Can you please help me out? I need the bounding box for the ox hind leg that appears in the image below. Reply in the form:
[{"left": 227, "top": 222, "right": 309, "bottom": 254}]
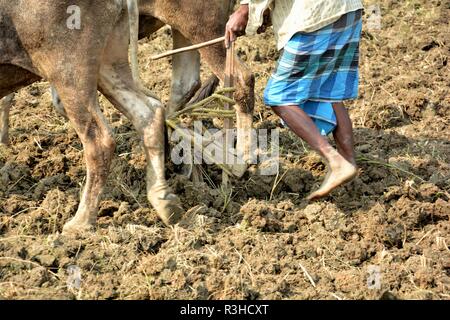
[
  {"left": 54, "top": 82, "right": 116, "bottom": 234},
  {"left": 0, "top": 65, "right": 39, "bottom": 145},
  {"left": 166, "top": 30, "right": 201, "bottom": 116},
  {"left": 99, "top": 65, "right": 184, "bottom": 225},
  {"left": 0, "top": 94, "right": 14, "bottom": 145},
  {"left": 98, "top": 25, "right": 184, "bottom": 226}
]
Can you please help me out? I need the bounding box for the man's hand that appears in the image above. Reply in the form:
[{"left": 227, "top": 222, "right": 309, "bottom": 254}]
[{"left": 225, "top": 4, "right": 249, "bottom": 48}]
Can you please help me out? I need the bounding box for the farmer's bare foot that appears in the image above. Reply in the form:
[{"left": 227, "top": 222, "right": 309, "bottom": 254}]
[{"left": 307, "top": 149, "right": 357, "bottom": 201}]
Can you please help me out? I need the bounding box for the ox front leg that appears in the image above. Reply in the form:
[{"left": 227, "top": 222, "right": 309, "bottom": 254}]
[
  {"left": 166, "top": 30, "right": 201, "bottom": 116},
  {"left": 56, "top": 90, "right": 116, "bottom": 234},
  {"left": 0, "top": 94, "right": 14, "bottom": 145},
  {"left": 99, "top": 65, "right": 184, "bottom": 226}
]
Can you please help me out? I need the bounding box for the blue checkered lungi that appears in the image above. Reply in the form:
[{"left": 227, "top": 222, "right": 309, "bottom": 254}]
[{"left": 265, "top": 9, "right": 363, "bottom": 136}]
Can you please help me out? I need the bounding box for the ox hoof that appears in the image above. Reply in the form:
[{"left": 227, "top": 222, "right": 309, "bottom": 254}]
[
  {"left": 62, "top": 219, "right": 95, "bottom": 235},
  {"left": 148, "top": 187, "right": 184, "bottom": 226}
]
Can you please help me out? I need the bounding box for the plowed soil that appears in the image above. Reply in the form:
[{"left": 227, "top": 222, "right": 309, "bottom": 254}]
[{"left": 0, "top": 0, "right": 449, "bottom": 300}]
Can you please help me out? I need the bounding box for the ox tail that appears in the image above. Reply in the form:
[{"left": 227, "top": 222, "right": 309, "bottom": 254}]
[{"left": 186, "top": 75, "right": 220, "bottom": 106}]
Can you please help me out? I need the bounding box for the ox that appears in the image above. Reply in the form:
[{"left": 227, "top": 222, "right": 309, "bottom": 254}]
[{"left": 0, "top": 0, "right": 183, "bottom": 233}]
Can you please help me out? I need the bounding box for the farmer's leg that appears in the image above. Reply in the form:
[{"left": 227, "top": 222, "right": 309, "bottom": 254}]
[
  {"left": 332, "top": 102, "right": 356, "bottom": 165},
  {"left": 272, "top": 105, "right": 357, "bottom": 200}
]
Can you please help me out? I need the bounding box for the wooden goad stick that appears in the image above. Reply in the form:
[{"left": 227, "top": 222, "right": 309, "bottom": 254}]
[{"left": 151, "top": 36, "right": 226, "bottom": 60}]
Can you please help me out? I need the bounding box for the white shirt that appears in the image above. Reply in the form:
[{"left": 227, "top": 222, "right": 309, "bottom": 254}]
[{"left": 240, "top": 0, "right": 364, "bottom": 50}]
